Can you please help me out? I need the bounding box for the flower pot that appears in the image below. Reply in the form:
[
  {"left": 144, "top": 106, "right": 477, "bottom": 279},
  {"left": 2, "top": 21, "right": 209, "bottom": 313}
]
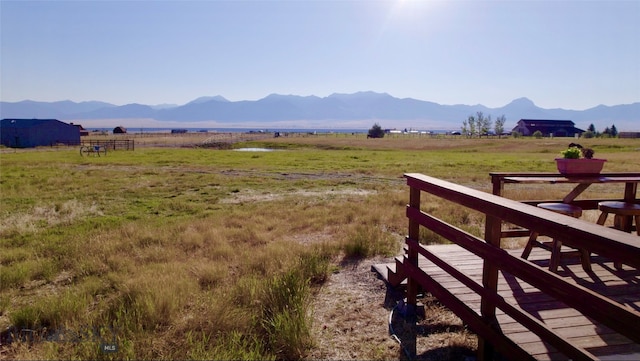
[{"left": 555, "top": 158, "right": 606, "bottom": 175}]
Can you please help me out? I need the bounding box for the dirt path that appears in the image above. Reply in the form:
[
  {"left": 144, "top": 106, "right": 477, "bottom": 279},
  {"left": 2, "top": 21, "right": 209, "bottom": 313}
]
[
  {"left": 307, "top": 257, "right": 402, "bottom": 360},
  {"left": 307, "top": 256, "right": 477, "bottom": 360}
]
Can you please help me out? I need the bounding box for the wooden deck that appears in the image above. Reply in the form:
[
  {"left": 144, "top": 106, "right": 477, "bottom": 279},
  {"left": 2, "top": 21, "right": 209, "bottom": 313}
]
[{"left": 373, "top": 244, "right": 640, "bottom": 360}]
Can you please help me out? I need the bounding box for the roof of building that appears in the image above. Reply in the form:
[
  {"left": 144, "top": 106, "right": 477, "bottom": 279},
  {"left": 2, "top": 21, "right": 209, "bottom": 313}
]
[
  {"left": 512, "top": 118, "right": 584, "bottom": 134},
  {"left": 518, "top": 119, "right": 575, "bottom": 126},
  {"left": 1, "top": 118, "right": 65, "bottom": 128}
]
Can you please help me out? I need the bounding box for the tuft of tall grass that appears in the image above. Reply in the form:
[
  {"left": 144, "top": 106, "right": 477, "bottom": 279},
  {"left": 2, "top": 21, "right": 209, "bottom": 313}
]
[
  {"left": 190, "top": 247, "right": 331, "bottom": 360},
  {"left": 0, "top": 248, "right": 31, "bottom": 265},
  {"left": 257, "top": 268, "right": 312, "bottom": 360},
  {"left": 10, "top": 290, "right": 88, "bottom": 330},
  {"left": 298, "top": 244, "right": 333, "bottom": 285},
  {"left": 193, "top": 262, "right": 228, "bottom": 290},
  {"left": 207, "top": 331, "right": 273, "bottom": 361},
  {"left": 103, "top": 267, "right": 198, "bottom": 333},
  {"left": 342, "top": 224, "right": 401, "bottom": 258},
  {"left": 0, "top": 258, "right": 56, "bottom": 291},
  {"left": 0, "top": 263, "right": 30, "bottom": 290}
]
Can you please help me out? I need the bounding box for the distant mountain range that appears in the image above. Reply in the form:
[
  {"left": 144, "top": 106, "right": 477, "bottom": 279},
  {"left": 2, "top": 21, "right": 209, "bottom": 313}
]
[{"left": 1, "top": 92, "right": 638, "bottom": 131}]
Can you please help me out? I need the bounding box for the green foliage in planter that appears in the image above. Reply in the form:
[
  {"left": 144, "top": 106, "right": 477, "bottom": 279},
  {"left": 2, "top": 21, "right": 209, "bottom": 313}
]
[
  {"left": 560, "top": 147, "right": 582, "bottom": 159},
  {"left": 560, "top": 144, "right": 595, "bottom": 159}
]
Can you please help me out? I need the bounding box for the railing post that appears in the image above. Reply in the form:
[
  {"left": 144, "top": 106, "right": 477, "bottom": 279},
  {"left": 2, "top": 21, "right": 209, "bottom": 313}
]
[
  {"left": 624, "top": 181, "right": 637, "bottom": 202},
  {"left": 406, "top": 185, "right": 421, "bottom": 310},
  {"left": 478, "top": 213, "right": 503, "bottom": 361},
  {"left": 491, "top": 173, "right": 504, "bottom": 196}
]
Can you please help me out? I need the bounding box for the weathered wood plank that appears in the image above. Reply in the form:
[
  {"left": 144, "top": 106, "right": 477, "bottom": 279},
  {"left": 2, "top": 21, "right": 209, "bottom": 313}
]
[{"left": 372, "top": 243, "right": 640, "bottom": 360}]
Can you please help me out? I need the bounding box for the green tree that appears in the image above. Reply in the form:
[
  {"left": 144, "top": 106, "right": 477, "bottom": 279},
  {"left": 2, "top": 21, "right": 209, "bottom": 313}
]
[
  {"left": 367, "top": 123, "right": 385, "bottom": 138},
  {"left": 467, "top": 115, "right": 476, "bottom": 137},
  {"left": 533, "top": 130, "right": 543, "bottom": 139},
  {"left": 463, "top": 112, "right": 499, "bottom": 137},
  {"left": 476, "top": 112, "right": 492, "bottom": 137},
  {"left": 611, "top": 124, "right": 618, "bottom": 137},
  {"left": 494, "top": 115, "right": 506, "bottom": 138},
  {"left": 588, "top": 123, "right": 596, "bottom": 133}
]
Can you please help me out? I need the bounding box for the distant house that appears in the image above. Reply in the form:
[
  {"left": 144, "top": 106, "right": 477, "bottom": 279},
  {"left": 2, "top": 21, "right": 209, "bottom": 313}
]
[
  {"left": 512, "top": 119, "right": 584, "bottom": 137},
  {"left": 113, "top": 126, "right": 127, "bottom": 134},
  {"left": 619, "top": 132, "right": 640, "bottom": 139},
  {"left": 71, "top": 123, "right": 89, "bottom": 136},
  {"left": 0, "top": 119, "right": 80, "bottom": 148}
]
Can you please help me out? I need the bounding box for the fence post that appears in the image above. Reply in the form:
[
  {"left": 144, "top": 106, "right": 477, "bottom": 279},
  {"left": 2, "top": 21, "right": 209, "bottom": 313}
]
[{"left": 406, "top": 186, "right": 421, "bottom": 311}]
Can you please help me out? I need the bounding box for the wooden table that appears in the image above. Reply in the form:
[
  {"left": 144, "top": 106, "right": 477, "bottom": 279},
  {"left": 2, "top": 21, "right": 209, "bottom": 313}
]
[
  {"left": 490, "top": 172, "right": 640, "bottom": 239},
  {"left": 491, "top": 172, "right": 640, "bottom": 206}
]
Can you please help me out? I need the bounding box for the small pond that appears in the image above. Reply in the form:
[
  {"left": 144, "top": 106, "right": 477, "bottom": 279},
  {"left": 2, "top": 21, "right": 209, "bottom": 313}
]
[{"left": 233, "top": 148, "right": 276, "bottom": 152}]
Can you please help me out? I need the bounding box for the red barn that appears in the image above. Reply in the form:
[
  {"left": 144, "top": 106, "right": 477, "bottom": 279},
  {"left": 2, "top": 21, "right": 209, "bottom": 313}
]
[{"left": 512, "top": 119, "right": 584, "bottom": 137}]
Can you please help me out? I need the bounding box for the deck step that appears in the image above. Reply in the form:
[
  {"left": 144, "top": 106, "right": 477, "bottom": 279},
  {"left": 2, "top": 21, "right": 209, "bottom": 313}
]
[
  {"left": 371, "top": 256, "right": 408, "bottom": 287},
  {"left": 387, "top": 256, "right": 407, "bottom": 287}
]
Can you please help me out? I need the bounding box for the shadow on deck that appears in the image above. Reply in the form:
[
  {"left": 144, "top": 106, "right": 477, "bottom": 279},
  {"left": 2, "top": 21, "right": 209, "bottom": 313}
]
[{"left": 373, "top": 243, "right": 640, "bottom": 360}]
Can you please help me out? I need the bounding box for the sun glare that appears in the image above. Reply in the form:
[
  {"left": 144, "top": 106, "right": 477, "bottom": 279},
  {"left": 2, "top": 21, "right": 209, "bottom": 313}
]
[
  {"left": 388, "top": 0, "right": 447, "bottom": 25},
  {"left": 377, "top": 0, "right": 448, "bottom": 38}
]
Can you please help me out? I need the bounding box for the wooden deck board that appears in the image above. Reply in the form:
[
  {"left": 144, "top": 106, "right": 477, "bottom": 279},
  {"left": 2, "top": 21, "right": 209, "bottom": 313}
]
[{"left": 373, "top": 243, "right": 640, "bottom": 360}]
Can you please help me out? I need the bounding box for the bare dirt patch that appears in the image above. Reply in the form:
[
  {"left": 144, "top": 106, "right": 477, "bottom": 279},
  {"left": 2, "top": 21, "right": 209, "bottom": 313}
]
[
  {"left": 0, "top": 200, "right": 103, "bottom": 236},
  {"left": 306, "top": 257, "right": 400, "bottom": 360},
  {"left": 220, "top": 188, "right": 375, "bottom": 204},
  {"left": 307, "top": 256, "right": 477, "bottom": 360}
]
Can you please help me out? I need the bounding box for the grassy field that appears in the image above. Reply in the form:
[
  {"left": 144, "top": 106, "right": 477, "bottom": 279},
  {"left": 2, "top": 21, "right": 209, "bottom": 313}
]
[{"left": 0, "top": 135, "right": 638, "bottom": 360}]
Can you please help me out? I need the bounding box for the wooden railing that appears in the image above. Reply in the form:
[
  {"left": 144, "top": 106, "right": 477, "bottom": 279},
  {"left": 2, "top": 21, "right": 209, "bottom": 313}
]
[{"left": 403, "top": 173, "right": 640, "bottom": 361}]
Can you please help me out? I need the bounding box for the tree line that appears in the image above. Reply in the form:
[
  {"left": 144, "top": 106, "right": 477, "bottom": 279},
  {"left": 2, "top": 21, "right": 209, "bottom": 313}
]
[
  {"left": 367, "top": 116, "right": 619, "bottom": 140},
  {"left": 461, "top": 112, "right": 507, "bottom": 137},
  {"left": 461, "top": 113, "right": 620, "bottom": 139},
  {"left": 583, "top": 123, "right": 618, "bottom": 138}
]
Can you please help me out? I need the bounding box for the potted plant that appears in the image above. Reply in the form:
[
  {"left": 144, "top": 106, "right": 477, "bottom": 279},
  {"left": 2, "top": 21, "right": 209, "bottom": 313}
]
[{"left": 555, "top": 143, "right": 606, "bottom": 175}]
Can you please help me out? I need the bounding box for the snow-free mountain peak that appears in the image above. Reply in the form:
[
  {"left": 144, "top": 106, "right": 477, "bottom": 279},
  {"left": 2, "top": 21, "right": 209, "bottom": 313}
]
[
  {"left": 506, "top": 97, "right": 536, "bottom": 107},
  {"left": 187, "top": 96, "right": 229, "bottom": 104},
  {"left": 0, "top": 92, "right": 637, "bottom": 130}
]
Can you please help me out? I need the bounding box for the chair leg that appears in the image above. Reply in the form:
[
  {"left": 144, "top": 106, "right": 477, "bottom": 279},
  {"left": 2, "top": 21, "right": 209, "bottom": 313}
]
[
  {"left": 549, "top": 239, "right": 562, "bottom": 272},
  {"left": 616, "top": 215, "right": 640, "bottom": 270},
  {"left": 579, "top": 248, "right": 592, "bottom": 272},
  {"left": 617, "top": 215, "right": 632, "bottom": 233},
  {"left": 522, "top": 231, "right": 538, "bottom": 260},
  {"left": 597, "top": 211, "right": 608, "bottom": 226}
]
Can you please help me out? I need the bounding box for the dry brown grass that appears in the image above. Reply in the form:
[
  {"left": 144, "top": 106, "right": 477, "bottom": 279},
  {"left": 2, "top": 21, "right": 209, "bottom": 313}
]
[
  {"left": 83, "top": 131, "right": 273, "bottom": 148},
  {"left": 1, "top": 134, "right": 638, "bottom": 360}
]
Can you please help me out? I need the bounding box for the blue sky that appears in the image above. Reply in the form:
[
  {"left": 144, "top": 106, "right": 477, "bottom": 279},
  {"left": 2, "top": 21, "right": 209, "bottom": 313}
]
[{"left": 1, "top": 0, "right": 639, "bottom": 110}]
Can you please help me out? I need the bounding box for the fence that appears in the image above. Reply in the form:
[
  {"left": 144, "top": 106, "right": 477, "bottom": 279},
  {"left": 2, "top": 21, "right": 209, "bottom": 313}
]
[{"left": 81, "top": 139, "right": 134, "bottom": 151}]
